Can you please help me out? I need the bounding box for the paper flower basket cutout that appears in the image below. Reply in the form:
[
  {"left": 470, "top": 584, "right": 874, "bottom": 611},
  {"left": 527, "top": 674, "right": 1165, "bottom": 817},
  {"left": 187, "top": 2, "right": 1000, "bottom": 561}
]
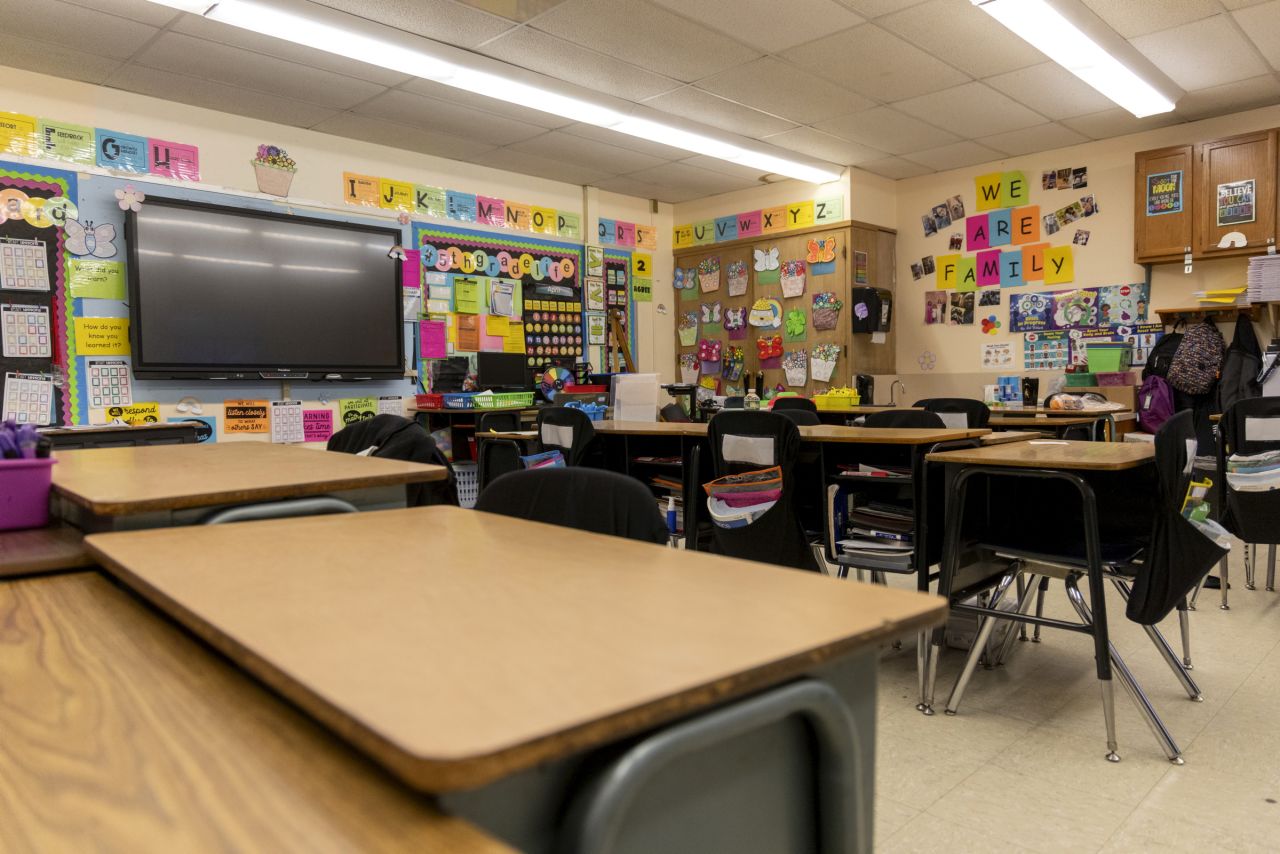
[
  {"left": 679, "top": 352, "right": 699, "bottom": 384},
  {"left": 723, "top": 345, "right": 745, "bottom": 382},
  {"left": 697, "top": 257, "right": 721, "bottom": 293},
  {"left": 812, "top": 292, "right": 843, "bottom": 331},
  {"left": 811, "top": 343, "right": 840, "bottom": 383},
  {"left": 727, "top": 260, "right": 749, "bottom": 296},
  {"left": 114, "top": 185, "right": 145, "bottom": 212},
  {"left": 782, "top": 349, "right": 808, "bottom": 387},
  {"left": 780, "top": 259, "right": 806, "bottom": 298}
]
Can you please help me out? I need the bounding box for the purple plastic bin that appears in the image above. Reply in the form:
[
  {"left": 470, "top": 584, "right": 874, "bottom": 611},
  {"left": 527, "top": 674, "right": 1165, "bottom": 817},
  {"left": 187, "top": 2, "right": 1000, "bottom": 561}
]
[{"left": 0, "top": 457, "right": 56, "bottom": 531}]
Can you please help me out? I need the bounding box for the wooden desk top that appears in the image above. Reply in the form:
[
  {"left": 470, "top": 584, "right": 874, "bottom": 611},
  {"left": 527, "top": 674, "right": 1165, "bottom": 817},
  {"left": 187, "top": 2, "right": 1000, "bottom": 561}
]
[
  {"left": 988, "top": 414, "right": 1103, "bottom": 427},
  {"left": 927, "top": 440, "right": 1155, "bottom": 471},
  {"left": 0, "top": 573, "right": 511, "bottom": 853},
  {"left": 87, "top": 506, "right": 945, "bottom": 793},
  {"left": 594, "top": 420, "right": 988, "bottom": 445},
  {"left": 980, "top": 430, "right": 1046, "bottom": 445},
  {"left": 52, "top": 443, "right": 447, "bottom": 516},
  {"left": 408, "top": 406, "right": 536, "bottom": 415},
  {"left": 0, "top": 524, "right": 91, "bottom": 578},
  {"left": 990, "top": 407, "right": 1129, "bottom": 418}
]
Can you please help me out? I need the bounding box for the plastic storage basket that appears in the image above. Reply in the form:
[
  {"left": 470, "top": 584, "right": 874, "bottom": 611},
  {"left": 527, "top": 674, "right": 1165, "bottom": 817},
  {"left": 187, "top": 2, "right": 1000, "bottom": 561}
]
[
  {"left": 474, "top": 391, "right": 535, "bottom": 409},
  {"left": 0, "top": 457, "right": 55, "bottom": 532},
  {"left": 814, "top": 393, "right": 860, "bottom": 411},
  {"left": 1086, "top": 343, "right": 1133, "bottom": 373},
  {"left": 415, "top": 393, "right": 444, "bottom": 409},
  {"left": 442, "top": 392, "right": 477, "bottom": 410},
  {"left": 454, "top": 461, "right": 478, "bottom": 508}
]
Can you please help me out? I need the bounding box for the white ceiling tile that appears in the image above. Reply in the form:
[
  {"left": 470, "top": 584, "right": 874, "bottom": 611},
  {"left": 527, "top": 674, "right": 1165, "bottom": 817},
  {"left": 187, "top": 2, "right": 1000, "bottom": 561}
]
[
  {"left": 133, "top": 32, "right": 388, "bottom": 110},
  {"left": 472, "top": 147, "right": 614, "bottom": 185},
  {"left": 678, "top": 154, "right": 770, "bottom": 180},
  {"left": 171, "top": 15, "right": 412, "bottom": 87},
  {"left": 508, "top": 130, "right": 670, "bottom": 173},
  {"left": 397, "top": 78, "right": 572, "bottom": 128},
  {"left": 649, "top": 0, "right": 863, "bottom": 52},
  {"left": 1082, "top": 0, "right": 1222, "bottom": 38},
  {"left": 758, "top": 127, "right": 886, "bottom": 165},
  {"left": 1174, "top": 74, "right": 1280, "bottom": 121},
  {"left": 814, "top": 106, "right": 960, "bottom": 154},
  {"left": 593, "top": 174, "right": 699, "bottom": 203},
  {"left": 856, "top": 156, "right": 934, "bottom": 179},
  {"left": 308, "top": 0, "right": 516, "bottom": 47},
  {"left": 105, "top": 65, "right": 342, "bottom": 128},
  {"left": 905, "top": 140, "right": 1004, "bottom": 171},
  {"left": 0, "top": 0, "right": 159, "bottom": 60},
  {"left": 311, "top": 112, "right": 493, "bottom": 160},
  {"left": 1132, "top": 14, "right": 1271, "bottom": 90},
  {"left": 975, "top": 123, "right": 1090, "bottom": 157},
  {"left": 781, "top": 23, "right": 970, "bottom": 102},
  {"left": 0, "top": 35, "right": 122, "bottom": 85},
  {"left": 642, "top": 87, "right": 799, "bottom": 139},
  {"left": 693, "top": 57, "right": 875, "bottom": 125},
  {"left": 531, "top": 0, "right": 760, "bottom": 82},
  {"left": 832, "top": 0, "right": 930, "bottom": 17},
  {"left": 877, "top": 0, "right": 1046, "bottom": 78},
  {"left": 1060, "top": 107, "right": 1185, "bottom": 139},
  {"left": 891, "top": 81, "right": 1047, "bottom": 139},
  {"left": 1233, "top": 1, "right": 1280, "bottom": 69},
  {"left": 984, "top": 61, "right": 1118, "bottom": 120},
  {"left": 624, "top": 161, "right": 761, "bottom": 197},
  {"left": 350, "top": 89, "right": 545, "bottom": 145},
  {"left": 62, "top": 0, "right": 180, "bottom": 26},
  {"left": 558, "top": 123, "right": 694, "bottom": 159},
  {"left": 478, "top": 26, "right": 681, "bottom": 102},
  {"left": 453, "top": 0, "right": 571, "bottom": 22}
]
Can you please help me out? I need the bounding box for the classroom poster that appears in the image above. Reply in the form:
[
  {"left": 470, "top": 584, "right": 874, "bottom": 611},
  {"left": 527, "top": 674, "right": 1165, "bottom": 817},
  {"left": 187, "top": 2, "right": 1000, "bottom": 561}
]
[
  {"left": 1146, "top": 170, "right": 1182, "bottom": 216},
  {"left": 1096, "top": 283, "right": 1149, "bottom": 326},
  {"left": 302, "top": 409, "right": 333, "bottom": 442},
  {"left": 112, "top": 401, "right": 159, "bottom": 425},
  {"left": 168, "top": 415, "right": 216, "bottom": 442},
  {"left": 1022, "top": 330, "right": 1069, "bottom": 371},
  {"left": 224, "top": 399, "right": 269, "bottom": 433},
  {"left": 1217, "top": 179, "right": 1255, "bottom": 226},
  {"left": 339, "top": 396, "right": 376, "bottom": 424},
  {"left": 1008, "top": 291, "right": 1053, "bottom": 332}
]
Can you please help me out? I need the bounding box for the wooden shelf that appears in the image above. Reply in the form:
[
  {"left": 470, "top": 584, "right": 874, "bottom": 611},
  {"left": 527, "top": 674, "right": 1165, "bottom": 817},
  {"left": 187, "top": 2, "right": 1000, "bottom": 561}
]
[{"left": 1155, "top": 304, "right": 1261, "bottom": 324}]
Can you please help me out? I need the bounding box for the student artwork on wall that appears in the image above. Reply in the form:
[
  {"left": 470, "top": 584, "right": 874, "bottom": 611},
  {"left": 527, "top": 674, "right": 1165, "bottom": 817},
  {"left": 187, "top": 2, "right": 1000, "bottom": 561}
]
[{"left": 806, "top": 236, "right": 836, "bottom": 275}]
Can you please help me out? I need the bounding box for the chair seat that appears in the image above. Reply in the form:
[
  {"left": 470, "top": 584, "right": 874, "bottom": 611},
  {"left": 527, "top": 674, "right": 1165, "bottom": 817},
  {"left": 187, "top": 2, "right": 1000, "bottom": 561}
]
[{"left": 979, "top": 539, "right": 1145, "bottom": 571}]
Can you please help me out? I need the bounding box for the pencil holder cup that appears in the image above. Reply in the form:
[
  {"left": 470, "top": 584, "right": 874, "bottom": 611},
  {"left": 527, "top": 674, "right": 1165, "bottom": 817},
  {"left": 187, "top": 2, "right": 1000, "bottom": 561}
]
[{"left": 0, "top": 457, "right": 55, "bottom": 531}]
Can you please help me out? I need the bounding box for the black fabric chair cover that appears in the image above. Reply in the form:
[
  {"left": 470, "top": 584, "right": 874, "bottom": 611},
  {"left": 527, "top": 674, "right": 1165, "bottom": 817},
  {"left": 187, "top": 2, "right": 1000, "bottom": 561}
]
[
  {"left": 914, "top": 397, "right": 991, "bottom": 428},
  {"left": 722, "top": 396, "right": 745, "bottom": 409},
  {"left": 475, "top": 467, "right": 667, "bottom": 544},
  {"left": 863, "top": 409, "right": 946, "bottom": 429},
  {"left": 535, "top": 406, "right": 597, "bottom": 466},
  {"left": 777, "top": 408, "right": 821, "bottom": 426},
  {"left": 478, "top": 438, "right": 522, "bottom": 493},
  {"left": 660, "top": 403, "right": 692, "bottom": 422},
  {"left": 772, "top": 397, "right": 817, "bottom": 413},
  {"left": 327, "top": 414, "right": 457, "bottom": 506},
  {"left": 706, "top": 411, "right": 815, "bottom": 571},
  {"left": 1127, "top": 411, "right": 1229, "bottom": 624},
  {"left": 477, "top": 412, "right": 521, "bottom": 433},
  {"left": 1217, "top": 396, "right": 1280, "bottom": 542}
]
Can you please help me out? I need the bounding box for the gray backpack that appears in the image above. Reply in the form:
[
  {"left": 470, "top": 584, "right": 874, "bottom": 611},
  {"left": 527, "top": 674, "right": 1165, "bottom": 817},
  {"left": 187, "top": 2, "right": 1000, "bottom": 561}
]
[{"left": 1167, "top": 320, "right": 1225, "bottom": 395}]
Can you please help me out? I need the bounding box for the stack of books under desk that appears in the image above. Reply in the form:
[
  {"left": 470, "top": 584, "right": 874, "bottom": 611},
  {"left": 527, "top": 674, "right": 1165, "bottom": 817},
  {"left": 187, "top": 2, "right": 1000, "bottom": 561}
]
[{"left": 828, "top": 475, "right": 915, "bottom": 574}]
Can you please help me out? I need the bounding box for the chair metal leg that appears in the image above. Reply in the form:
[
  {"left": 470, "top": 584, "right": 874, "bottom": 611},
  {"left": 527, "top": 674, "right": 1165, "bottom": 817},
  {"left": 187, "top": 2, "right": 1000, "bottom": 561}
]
[
  {"left": 1188, "top": 582, "right": 1200, "bottom": 611},
  {"left": 944, "top": 569, "right": 1018, "bottom": 715},
  {"left": 1268, "top": 544, "right": 1276, "bottom": 592},
  {"left": 1064, "top": 578, "right": 1120, "bottom": 761},
  {"left": 1032, "top": 576, "right": 1049, "bottom": 643},
  {"left": 916, "top": 631, "right": 928, "bottom": 711},
  {"left": 1220, "top": 555, "right": 1230, "bottom": 610},
  {"left": 993, "top": 572, "right": 1040, "bottom": 667},
  {"left": 1245, "top": 543, "right": 1256, "bottom": 590},
  {"left": 1016, "top": 574, "right": 1028, "bottom": 642},
  {"left": 1110, "top": 580, "right": 1202, "bottom": 701},
  {"left": 1179, "top": 606, "right": 1192, "bottom": 670}
]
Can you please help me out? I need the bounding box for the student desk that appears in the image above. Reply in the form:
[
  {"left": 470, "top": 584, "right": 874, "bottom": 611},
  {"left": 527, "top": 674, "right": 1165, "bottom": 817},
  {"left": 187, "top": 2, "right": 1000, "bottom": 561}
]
[
  {"left": 980, "top": 430, "right": 1046, "bottom": 445},
  {"left": 39, "top": 421, "right": 199, "bottom": 449},
  {"left": 0, "top": 523, "right": 91, "bottom": 578},
  {"left": 0, "top": 572, "right": 513, "bottom": 854},
  {"left": 988, "top": 412, "right": 1114, "bottom": 439},
  {"left": 918, "top": 440, "right": 1157, "bottom": 715},
  {"left": 409, "top": 404, "right": 539, "bottom": 462},
  {"left": 51, "top": 443, "right": 447, "bottom": 532},
  {"left": 85, "top": 506, "right": 944, "bottom": 854}
]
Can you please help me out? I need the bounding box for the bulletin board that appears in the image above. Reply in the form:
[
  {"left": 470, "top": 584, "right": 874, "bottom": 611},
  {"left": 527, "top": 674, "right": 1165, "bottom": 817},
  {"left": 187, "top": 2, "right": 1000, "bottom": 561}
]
[{"left": 601, "top": 248, "right": 637, "bottom": 366}]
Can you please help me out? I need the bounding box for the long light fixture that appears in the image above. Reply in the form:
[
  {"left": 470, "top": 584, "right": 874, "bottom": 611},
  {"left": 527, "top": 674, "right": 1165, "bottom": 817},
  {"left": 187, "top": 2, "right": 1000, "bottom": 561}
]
[
  {"left": 144, "top": 0, "right": 843, "bottom": 184},
  {"left": 971, "top": 0, "right": 1181, "bottom": 118}
]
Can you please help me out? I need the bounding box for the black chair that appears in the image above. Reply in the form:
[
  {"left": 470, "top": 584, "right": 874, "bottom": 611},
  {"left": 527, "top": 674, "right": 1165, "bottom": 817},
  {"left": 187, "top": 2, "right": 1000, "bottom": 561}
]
[
  {"left": 706, "top": 411, "right": 816, "bottom": 571},
  {"left": 327, "top": 414, "right": 457, "bottom": 506},
  {"left": 936, "top": 411, "right": 1224, "bottom": 763},
  {"left": 776, "top": 408, "right": 821, "bottom": 426},
  {"left": 477, "top": 436, "right": 523, "bottom": 493},
  {"left": 475, "top": 467, "right": 667, "bottom": 544},
  {"left": 477, "top": 411, "right": 522, "bottom": 433},
  {"left": 660, "top": 402, "right": 692, "bottom": 422},
  {"left": 771, "top": 397, "right": 817, "bottom": 413},
  {"left": 863, "top": 409, "right": 945, "bottom": 429},
  {"left": 536, "top": 406, "right": 598, "bottom": 466},
  {"left": 914, "top": 398, "right": 990, "bottom": 429},
  {"left": 1217, "top": 396, "right": 1280, "bottom": 591}
]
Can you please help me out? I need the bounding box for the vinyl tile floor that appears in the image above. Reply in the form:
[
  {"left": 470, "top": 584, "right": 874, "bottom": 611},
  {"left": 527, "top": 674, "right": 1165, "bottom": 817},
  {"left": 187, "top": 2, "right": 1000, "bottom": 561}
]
[{"left": 864, "top": 543, "right": 1280, "bottom": 853}]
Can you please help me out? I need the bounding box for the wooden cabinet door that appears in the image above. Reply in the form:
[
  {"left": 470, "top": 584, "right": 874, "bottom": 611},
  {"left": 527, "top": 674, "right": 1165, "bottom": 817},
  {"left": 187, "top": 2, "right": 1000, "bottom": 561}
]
[
  {"left": 1134, "top": 145, "right": 1192, "bottom": 263},
  {"left": 1195, "top": 130, "right": 1277, "bottom": 256},
  {"left": 849, "top": 229, "right": 896, "bottom": 376}
]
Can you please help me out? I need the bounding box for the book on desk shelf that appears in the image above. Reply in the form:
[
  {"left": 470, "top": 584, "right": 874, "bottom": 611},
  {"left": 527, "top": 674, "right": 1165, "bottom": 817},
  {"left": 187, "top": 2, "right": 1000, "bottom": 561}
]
[
  {"left": 827, "top": 485, "right": 915, "bottom": 569},
  {"left": 650, "top": 475, "right": 684, "bottom": 493},
  {"left": 836, "top": 462, "right": 910, "bottom": 479}
]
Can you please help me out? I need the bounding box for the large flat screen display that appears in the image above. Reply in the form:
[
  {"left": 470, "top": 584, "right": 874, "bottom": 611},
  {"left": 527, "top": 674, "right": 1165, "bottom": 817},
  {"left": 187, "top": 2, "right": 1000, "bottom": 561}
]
[{"left": 126, "top": 197, "right": 403, "bottom": 379}]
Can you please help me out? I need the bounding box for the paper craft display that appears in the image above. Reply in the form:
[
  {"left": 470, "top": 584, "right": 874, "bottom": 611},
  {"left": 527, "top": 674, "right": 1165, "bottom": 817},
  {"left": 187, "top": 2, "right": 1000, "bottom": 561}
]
[
  {"left": 697, "top": 257, "right": 721, "bottom": 292},
  {"left": 724, "top": 306, "right": 747, "bottom": 340},
  {"left": 982, "top": 342, "right": 1013, "bottom": 368},
  {"left": 2, "top": 372, "right": 53, "bottom": 425},
  {"left": 719, "top": 346, "right": 741, "bottom": 382},
  {"left": 224, "top": 399, "right": 270, "bottom": 433},
  {"left": 806, "top": 237, "right": 836, "bottom": 276},
  {"left": 303, "top": 409, "right": 333, "bottom": 442},
  {"left": 673, "top": 266, "right": 696, "bottom": 292},
  {"left": 782, "top": 350, "right": 808, "bottom": 387},
  {"left": 924, "top": 291, "right": 947, "bottom": 325},
  {"left": 780, "top": 260, "right": 806, "bottom": 298},
  {"left": 1, "top": 304, "right": 50, "bottom": 358},
  {"left": 0, "top": 239, "right": 50, "bottom": 292},
  {"left": 811, "top": 343, "right": 840, "bottom": 383},
  {"left": 678, "top": 311, "right": 699, "bottom": 346},
  {"left": 748, "top": 298, "right": 782, "bottom": 329},
  {"left": 757, "top": 335, "right": 783, "bottom": 369},
  {"left": 270, "top": 400, "right": 305, "bottom": 444},
  {"left": 84, "top": 358, "right": 131, "bottom": 409},
  {"left": 726, "top": 260, "right": 749, "bottom": 296},
  {"left": 1023, "top": 330, "right": 1069, "bottom": 371},
  {"left": 949, "top": 292, "right": 975, "bottom": 325},
  {"left": 701, "top": 301, "right": 722, "bottom": 333},
  {"left": 812, "top": 292, "right": 843, "bottom": 331},
  {"left": 698, "top": 339, "right": 722, "bottom": 375},
  {"left": 784, "top": 308, "right": 807, "bottom": 343},
  {"left": 754, "top": 247, "right": 780, "bottom": 284},
  {"left": 679, "top": 353, "right": 699, "bottom": 384},
  {"left": 981, "top": 314, "right": 1001, "bottom": 335}
]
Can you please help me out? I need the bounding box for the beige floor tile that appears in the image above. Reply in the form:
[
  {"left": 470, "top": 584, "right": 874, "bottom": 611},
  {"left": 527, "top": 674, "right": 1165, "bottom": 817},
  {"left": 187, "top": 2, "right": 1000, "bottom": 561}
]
[
  {"left": 880, "top": 810, "right": 1036, "bottom": 854},
  {"left": 873, "top": 796, "right": 921, "bottom": 846},
  {"left": 1101, "top": 769, "right": 1280, "bottom": 852}
]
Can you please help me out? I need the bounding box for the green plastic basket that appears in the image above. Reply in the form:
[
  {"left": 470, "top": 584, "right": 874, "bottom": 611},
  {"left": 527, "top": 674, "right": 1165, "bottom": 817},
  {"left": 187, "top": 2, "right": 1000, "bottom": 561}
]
[
  {"left": 1086, "top": 343, "right": 1132, "bottom": 373},
  {"left": 1064, "top": 372, "right": 1097, "bottom": 387},
  {"left": 475, "top": 391, "right": 535, "bottom": 409}
]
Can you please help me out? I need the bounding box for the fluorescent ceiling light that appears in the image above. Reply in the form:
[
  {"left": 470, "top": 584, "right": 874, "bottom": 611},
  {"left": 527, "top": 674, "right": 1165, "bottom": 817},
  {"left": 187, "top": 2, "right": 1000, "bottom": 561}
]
[
  {"left": 140, "top": 0, "right": 842, "bottom": 184},
  {"left": 972, "top": 0, "right": 1179, "bottom": 118}
]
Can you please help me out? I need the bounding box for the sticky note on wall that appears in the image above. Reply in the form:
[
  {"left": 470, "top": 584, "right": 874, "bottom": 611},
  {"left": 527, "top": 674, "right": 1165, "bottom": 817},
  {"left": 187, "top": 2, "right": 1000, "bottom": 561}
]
[
  {"left": 974, "top": 172, "right": 1003, "bottom": 211},
  {"left": 937, "top": 253, "right": 960, "bottom": 289},
  {"left": 988, "top": 209, "right": 1012, "bottom": 247},
  {"left": 1001, "top": 170, "right": 1029, "bottom": 207},
  {"left": 966, "top": 214, "right": 990, "bottom": 250},
  {"left": 1044, "top": 246, "right": 1074, "bottom": 285},
  {"left": 1000, "top": 250, "right": 1024, "bottom": 287},
  {"left": 1012, "top": 205, "right": 1040, "bottom": 245},
  {"left": 1022, "top": 243, "right": 1048, "bottom": 281},
  {"left": 956, "top": 257, "right": 977, "bottom": 292},
  {"left": 976, "top": 249, "right": 1002, "bottom": 287}
]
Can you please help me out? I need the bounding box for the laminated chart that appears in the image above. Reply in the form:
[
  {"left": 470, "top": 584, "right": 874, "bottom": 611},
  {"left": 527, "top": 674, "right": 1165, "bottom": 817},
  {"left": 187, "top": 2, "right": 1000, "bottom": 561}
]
[{"left": 1, "top": 304, "right": 51, "bottom": 358}]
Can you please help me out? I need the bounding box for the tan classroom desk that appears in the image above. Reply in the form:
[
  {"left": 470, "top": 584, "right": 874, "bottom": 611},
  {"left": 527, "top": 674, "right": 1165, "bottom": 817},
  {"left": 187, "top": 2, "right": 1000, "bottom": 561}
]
[
  {"left": 0, "top": 523, "right": 91, "bottom": 578},
  {"left": 989, "top": 407, "right": 1132, "bottom": 417},
  {"left": 980, "top": 430, "right": 1046, "bottom": 445},
  {"left": 926, "top": 439, "right": 1155, "bottom": 471},
  {"left": 593, "top": 419, "right": 988, "bottom": 445},
  {"left": 50, "top": 442, "right": 446, "bottom": 531},
  {"left": 87, "top": 505, "right": 945, "bottom": 851},
  {"left": 0, "top": 572, "right": 512, "bottom": 854}
]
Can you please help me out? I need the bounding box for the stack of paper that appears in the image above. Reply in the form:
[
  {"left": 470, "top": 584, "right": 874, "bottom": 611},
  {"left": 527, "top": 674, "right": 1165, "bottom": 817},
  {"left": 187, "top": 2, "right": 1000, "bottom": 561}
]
[
  {"left": 1193, "top": 286, "right": 1248, "bottom": 306},
  {"left": 837, "top": 500, "right": 914, "bottom": 572},
  {"left": 1246, "top": 255, "right": 1280, "bottom": 303}
]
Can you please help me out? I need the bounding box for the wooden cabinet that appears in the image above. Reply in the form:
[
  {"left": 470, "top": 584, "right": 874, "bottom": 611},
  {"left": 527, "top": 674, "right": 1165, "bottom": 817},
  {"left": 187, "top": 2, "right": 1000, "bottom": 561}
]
[
  {"left": 1194, "top": 130, "right": 1276, "bottom": 256},
  {"left": 1133, "top": 145, "right": 1193, "bottom": 263}
]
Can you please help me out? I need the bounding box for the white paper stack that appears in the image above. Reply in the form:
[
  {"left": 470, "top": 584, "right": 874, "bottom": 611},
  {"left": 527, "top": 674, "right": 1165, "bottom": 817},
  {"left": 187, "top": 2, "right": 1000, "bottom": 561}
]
[
  {"left": 612, "top": 373, "right": 659, "bottom": 421},
  {"left": 1246, "top": 254, "right": 1280, "bottom": 303}
]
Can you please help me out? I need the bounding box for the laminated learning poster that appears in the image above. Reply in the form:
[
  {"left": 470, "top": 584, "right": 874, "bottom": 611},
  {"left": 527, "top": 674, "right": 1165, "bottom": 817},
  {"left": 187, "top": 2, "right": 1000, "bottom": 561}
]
[{"left": 1009, "top": 283, "right": 1147, "bottom": 333}]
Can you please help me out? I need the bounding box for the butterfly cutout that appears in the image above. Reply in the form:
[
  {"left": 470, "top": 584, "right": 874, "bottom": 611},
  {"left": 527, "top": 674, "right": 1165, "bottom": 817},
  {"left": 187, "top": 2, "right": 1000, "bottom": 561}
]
[
  {"left": 701, "top": 302, "right": 722, "bottom": 324},
  {"left": 697, "top": 339, "right": 722, "bottom": 362},
  {"left": 64, "top": 218, "right": 118, "bottom": 259},
  {"left": 723, "top": 307, "right": 746, "bottom": 330},
  {"left": 806, "top": 237, "right": 836, "bottom": 264},
  {"left": 753, "top": 247, "right": 780, "bottom": 272},
  {"left": 756, "top": 335, "right": 783, "bottom": 360}
]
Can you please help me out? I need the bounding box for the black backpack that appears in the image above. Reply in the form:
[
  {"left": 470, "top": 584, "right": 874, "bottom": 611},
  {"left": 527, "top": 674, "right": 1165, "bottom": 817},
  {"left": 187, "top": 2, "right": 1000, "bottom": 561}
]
[
  {"left": 1217, "top": 314, "right": 1263, "bottom": 414},
  {"left": 1143, "top": 327, "right": 1182, "bottom": 380},
  {"left": 1167, "top": 320, "right": 1225, "bottom": 395}
]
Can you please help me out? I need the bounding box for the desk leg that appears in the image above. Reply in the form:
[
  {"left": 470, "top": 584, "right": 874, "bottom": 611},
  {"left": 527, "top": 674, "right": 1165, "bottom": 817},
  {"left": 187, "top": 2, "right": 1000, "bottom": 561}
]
[{"left": 921, "top": 463, "right": 969, "bottom": 716}]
